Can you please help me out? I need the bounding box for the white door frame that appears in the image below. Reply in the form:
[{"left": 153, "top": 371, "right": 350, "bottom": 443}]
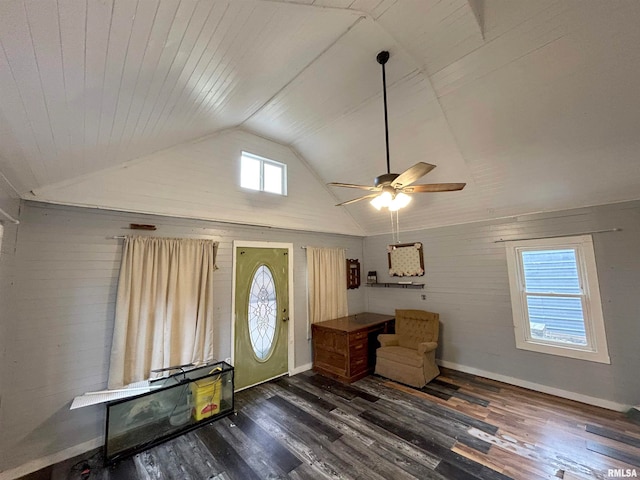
[{"left": 231, "top": 240, "right": 295, "bottom": 386}]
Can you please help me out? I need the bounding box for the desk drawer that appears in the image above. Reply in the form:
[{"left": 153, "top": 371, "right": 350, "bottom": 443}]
[
  {"left": 349, "top": 330, "right": 369, "bottom": 343},
  {"left": 349, "top": 354, "right": 368, "bottom": 376},
  {"left": 349, "top": 338, "right": 367, "bottom": 357}
]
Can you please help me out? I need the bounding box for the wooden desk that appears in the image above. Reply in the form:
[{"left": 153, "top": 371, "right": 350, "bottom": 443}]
[{"left": 311, "top": 312, "right": 395, "bottom": 383}]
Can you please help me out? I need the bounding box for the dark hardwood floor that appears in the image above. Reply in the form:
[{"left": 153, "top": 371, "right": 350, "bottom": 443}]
[{"left": 21, "top": 369, "right": 640, "bottom": 480}]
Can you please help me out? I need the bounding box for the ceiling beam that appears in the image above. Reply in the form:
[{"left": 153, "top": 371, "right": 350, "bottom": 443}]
[{"left": 468, "top": 0, "right": 485, "bottom": 39}]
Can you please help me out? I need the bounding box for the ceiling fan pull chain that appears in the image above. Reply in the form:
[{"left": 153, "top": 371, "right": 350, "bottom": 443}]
[
  {"left": 389, "top": 209, "right": 396, "bottom": 243},
  {"left": 389, "top": 209, "right": 401, "bottom": 244}
]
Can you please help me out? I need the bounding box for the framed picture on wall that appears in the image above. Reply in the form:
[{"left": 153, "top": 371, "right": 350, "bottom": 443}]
[{"left": 387, "top": 243, "right": 424, "bottom": 277}]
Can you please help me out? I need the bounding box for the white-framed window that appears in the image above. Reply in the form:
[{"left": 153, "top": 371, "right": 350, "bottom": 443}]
[
  {"left": 240, "top": 151, "right": 287, "bottom": 195},
  {"left": 504, "top": 234, "right": 610, "bottom": 363}
]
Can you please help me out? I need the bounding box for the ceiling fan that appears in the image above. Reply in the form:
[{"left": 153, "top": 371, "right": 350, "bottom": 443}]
[{"left": 328, "top": 51, "right": 466, "bottom": 210}]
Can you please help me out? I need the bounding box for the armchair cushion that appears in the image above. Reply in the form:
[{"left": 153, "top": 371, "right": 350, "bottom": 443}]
[
  {"left": 376, "top": 346, "right": 423, "bottom": 368},
  {"left": 378, "top": 334, "right": 399, "bottom": 348}
]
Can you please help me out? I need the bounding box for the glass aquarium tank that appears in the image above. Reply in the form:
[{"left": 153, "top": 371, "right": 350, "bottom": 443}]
[{"left": 105, "top": 361, "right": 234, "bottom": 464}]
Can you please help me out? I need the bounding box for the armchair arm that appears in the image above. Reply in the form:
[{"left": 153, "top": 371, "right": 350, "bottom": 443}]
[
  {"left": 378, "top": 334, "right": 399, "bottom": 347},
  {"left": 418, "top": 341, "right": 438, "bottom": 355}
]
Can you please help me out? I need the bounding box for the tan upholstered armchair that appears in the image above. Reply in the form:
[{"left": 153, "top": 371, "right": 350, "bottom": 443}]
[{"left": 375, "top": 309, "right": 440, "bottom": 388}]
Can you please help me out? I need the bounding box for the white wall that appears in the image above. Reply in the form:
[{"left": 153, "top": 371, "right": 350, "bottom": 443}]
[
  {"left": 364, "top": 200, "right": 640, "bottom": 409},
  {"left": 0, "top": 179, "right": 20, "bottom": 473},
  {"left": 0, "top": 201, "right": 364, "bottom": 473},
  {"left": 29, "top": 129, "right": 364, "bottom": 236}
]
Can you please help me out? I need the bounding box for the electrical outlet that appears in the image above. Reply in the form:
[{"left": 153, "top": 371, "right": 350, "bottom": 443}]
[{"left": 421, "top": 294, "right": 427, "bottom": 301}]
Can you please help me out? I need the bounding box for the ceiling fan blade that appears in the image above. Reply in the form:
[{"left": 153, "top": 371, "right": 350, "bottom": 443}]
[
  {"left": 391, "top": 162, "right": 437, "bottom": 188},
  {"left": 336, "top": 193, "right": 379, "bottom": 206},
  {"left": 328, "top": 182, "right": 380, "bottom": 191},
  {"left": 402, "top": 183, "right": 466, "bottom": 193}
]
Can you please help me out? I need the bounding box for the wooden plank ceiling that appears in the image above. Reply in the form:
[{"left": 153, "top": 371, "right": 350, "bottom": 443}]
[{"left": 1, "top": 0, "right": 640, "bottom": 235}]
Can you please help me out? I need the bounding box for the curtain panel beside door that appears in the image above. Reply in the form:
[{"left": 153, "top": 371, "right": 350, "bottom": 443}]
[
  {"left": 306, "top": 247, "right": 348, "bottom": 328},
  {"left": 108, "top": 236, "right": 217, "bottom": 388}
]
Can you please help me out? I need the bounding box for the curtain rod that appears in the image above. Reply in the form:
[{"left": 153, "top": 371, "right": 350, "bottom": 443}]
[
  {"left": 493, "top": 228, "right": 621, "bottom": 243},
  {"left": 300, "top": 246, "right": 347, "bottom": 249},
  {"left": 0, "top": 207, "right": 19, "bottom": 224},
  {"left": 110, "top": 235, "right": 219, "bottom": 242}
]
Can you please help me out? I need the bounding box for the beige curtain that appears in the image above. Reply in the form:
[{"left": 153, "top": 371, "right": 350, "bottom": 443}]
[
  {"left": 307, "top": 247, "right": 348, "bottom": 327},
  {"left": 108, "top": 236, "right": 217, "bottom": 388}
]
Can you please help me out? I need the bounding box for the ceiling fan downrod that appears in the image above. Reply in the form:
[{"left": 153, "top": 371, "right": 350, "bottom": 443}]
[
  {"left": 326, "top": 50, "right": 465, "bottom": 208},
  {"left": 377, "top": 50, "right": 391, "bottom": 176}
]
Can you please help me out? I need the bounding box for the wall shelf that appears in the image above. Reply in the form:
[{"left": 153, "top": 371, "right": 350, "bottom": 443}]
[{"left": 367, "top": 282, "right": 424, "bottom": 289}]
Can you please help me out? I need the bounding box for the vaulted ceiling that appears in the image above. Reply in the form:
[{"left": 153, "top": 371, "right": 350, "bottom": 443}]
[{"left": 1, "top": 0, "right": 640, "bottom": 235}]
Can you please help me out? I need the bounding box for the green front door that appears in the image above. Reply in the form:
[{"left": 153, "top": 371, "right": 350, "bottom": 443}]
[{"left": 234, "top": 246, "right": 289, "bottom": 390}]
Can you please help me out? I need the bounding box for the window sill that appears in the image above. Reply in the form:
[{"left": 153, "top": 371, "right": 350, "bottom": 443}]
[{"left": 515, "top": 339, "right": 611, "bottom": 364}]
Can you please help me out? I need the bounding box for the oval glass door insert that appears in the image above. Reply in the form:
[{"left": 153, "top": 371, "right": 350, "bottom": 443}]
[{"left": 248, "top": 265, "right": 278, "bottom": 360}]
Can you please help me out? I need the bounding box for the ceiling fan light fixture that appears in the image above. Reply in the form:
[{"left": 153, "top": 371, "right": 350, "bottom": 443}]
[
  {"left": 389, "top": 192, "right": 411, "bottom": 211},
  {"left": 370, "top": 197, "right": 383, "bottom": 210},
  {"left": 371, "top": 190, "right": 393, "bottom": 210}
]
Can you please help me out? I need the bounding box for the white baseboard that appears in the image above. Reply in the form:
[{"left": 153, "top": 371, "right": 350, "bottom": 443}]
[
  {"left": 0, "top": 437, "right": 102, "bottom": 480},
  {"left": 290, "top": 362, "right": 312, "bottom": 376},
  {"left": 437, "top": 359, "right": 630, "bottom": 412}
]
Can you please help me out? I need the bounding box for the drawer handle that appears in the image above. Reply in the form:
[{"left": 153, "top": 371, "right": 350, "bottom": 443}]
[{"left": 354, "top": 344, "right": 363, "bottom": 350}]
